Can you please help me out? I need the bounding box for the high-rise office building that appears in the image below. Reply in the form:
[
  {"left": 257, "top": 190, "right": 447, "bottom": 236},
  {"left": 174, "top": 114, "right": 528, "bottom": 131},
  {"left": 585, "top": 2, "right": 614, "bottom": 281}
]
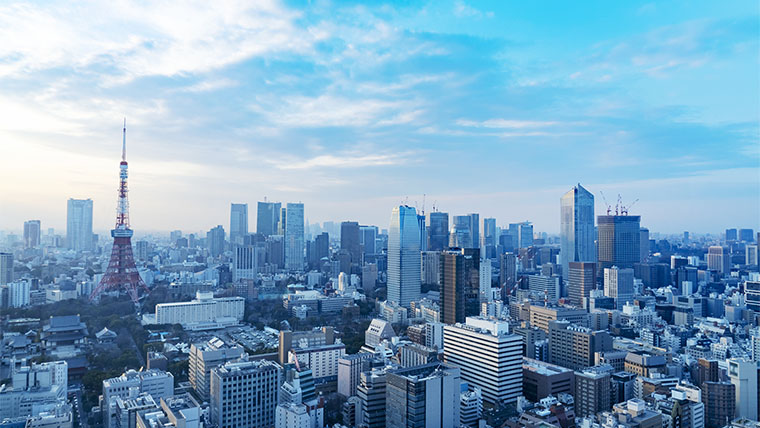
[
  {"left": 210, "top": 359, "right": 282, "bottom": 428},
  {"left": 233, "top": 245, "right": 261, "bottom": 281},
  {"left": 567, "top": 262, "right": 596, "bottom": 307},
  {"left": 499, "top": 252, "right": 517, "bottom": 289},
  {"left": 745, "top": 281, "right": 760, "bottom": 312},
  {"left": 518, "top": 222, "right": 534, "bottom": 249},
  {"left": 0, "top": 253, "right": 12, "bottom": 285},
  {"left": 483, "top": 218, "right": 497, "bottom": 258},
  {"left": 67, "top": 198, "right": 93, "bottom": 251},
  {"left": 479, "top": 260, "right": 492, "bottom": 303},
  {"left": 188, "top": 338, "right": 245, "bottom": 402},
  {"left": 357, "top": 369, "right": 387, "bottom": 428},
  {"left": 469, "top": 213, "right": 480, "bottom": 248},
  {"left": 440, "top": 250, "right": 465, "bottom": 325},
  {"left": 597, "top": 215, "right": 641, "bottom": 270},
  {"left": 746, "top": 245, "right": 758, "bottom": 266},
  {"left": 229, "top": 203, "right": 248, "bottom": 244},
  {"left": 548, "top": 320, "right": 612, "bottom": 371},
  {"left": 387, "top": 205, "right": 421, "bottom": 308},
  {"left": 23, "top": 220, "right": 41, "bottom": 249},
  {"left": 418, "top": 214, "right": 427, "bottom": 254},
  {"left": 728, "top": 358, "right": 758, "bottom": 420},
  {"left": 560, "top": 184, "right": 595, "bottom": 276},
  {"left": 360, "top": 226, "right": 378, "bottom": 256},
  {"left": 337, "top": 353, "right": 375, "bottom": 398},
  {"left": 725, "top": 228, "right": 738, "bottom": 242},
  {"left": 739, "top": 228, "right": 755, "bottom": 242},
  {"left": 386, "top": 363, "right": 461, "bottom": 428},
  {"left": 285, "top": 203, "right": 305, "bottom": 271},
  {"left": 529, "top": 305, "right": 589, "bottom": 334},
  {"left": 256, "top": 201, "right": 281, "bottom": 236},
  {"left": 340, "top": 221, "right": 361, "bottom": 270},
  {"left": 428, "top": 212, "right": 449, "bottom": 251},
  {"left": 604, "top": 266, "right": 634, "bottom": 309},
  {"left": 640, "top": 227, "right": 650, "bottom": 262},
  {"left": 451, "top": 215, "right": 473, "bottom": 248},
  {"left": 574, "top": 365, "right": 612, "bottom": 417},
  {"left": 706, "top": 246, "right": 730, "bottom": 275},
  {"left": 421, "top": 251, "right": 441, "bottom": 286},
  {"left": 8, "top": 280, "right": 30, "bottom": 307},
  {"left": 443, "top": 317, "right": 522, "bottom": 404},
  {"left": 701, "top": 381, "right": 735, "bottom": 428},
  {"left": 522, "top": 358, "right": 575, "bottom": 403},
  {"left": 206, "top": 225, "right": 225, "bottom": 257}
]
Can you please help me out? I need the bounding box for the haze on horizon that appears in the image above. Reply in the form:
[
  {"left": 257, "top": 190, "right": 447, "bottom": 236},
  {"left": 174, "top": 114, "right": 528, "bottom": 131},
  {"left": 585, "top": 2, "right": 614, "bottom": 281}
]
[{"left": 0, "top": 0, "right": 758, "bottom": 235}]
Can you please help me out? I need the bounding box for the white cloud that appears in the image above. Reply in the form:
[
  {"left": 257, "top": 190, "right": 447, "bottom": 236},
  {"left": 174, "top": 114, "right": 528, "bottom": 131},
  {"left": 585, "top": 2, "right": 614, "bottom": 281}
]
[
  {"left": 0, "top": 0, "right": 310, "bottom": 82},
  {"left": 178, "top": 78, "right": 239, "bottom": 93},
  {"left": 456, "top": 118, "right": 561, "bottom": 129},
  {"left": 251, "top": 94, "right": 420, "bottom": 127},
  {"left": 272, "top": 152, "right": 412, "bottom": 170}
]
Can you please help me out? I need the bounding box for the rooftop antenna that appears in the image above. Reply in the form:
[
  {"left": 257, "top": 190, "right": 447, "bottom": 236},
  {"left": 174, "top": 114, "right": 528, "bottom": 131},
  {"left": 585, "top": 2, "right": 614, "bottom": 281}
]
[
  {"left": 122, "top": 117, "right": 127, "bottom": 161},
  {"left": 422, "top": 194, "right": 426, "bottom": 216}
]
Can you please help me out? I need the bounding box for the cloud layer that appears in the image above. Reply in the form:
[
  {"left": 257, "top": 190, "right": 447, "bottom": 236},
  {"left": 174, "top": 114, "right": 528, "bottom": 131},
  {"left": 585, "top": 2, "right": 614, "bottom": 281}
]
[{"left": 0, "top": 0, "right": 757, "bottom": 234}]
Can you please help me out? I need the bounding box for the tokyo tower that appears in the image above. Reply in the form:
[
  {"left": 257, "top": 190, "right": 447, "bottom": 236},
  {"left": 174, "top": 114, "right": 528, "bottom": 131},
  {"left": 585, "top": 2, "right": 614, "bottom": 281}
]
[{"left": 90, "top": 119, "right": 149, "bottom": 303}]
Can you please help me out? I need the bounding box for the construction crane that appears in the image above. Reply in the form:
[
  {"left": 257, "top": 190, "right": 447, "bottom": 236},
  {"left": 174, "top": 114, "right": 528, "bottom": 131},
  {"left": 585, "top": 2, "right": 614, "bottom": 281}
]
[
  {"left": 621, "top": 198, "right": 639, "bottom": 216},
  {"left": 289, "top": 349, "right": 302, "bottom": 372},
  {"left": 599, "top": 191, "right": 612, "bottom": 215},
  {"left": 615, "top": 194, "right": 622, "bottom": 216}
]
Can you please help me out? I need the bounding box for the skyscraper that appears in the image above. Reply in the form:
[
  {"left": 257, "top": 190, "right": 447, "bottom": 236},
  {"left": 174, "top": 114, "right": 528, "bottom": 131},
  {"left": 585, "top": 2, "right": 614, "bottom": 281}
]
[
  {"left": 443, "top": 317, "right": 522, "bottom": 404},
  {"left": 518, "top": 222, "right": 533, "bottom": 248},
  {"left": 725, "top": 228, "right": 738, "bottom": 242},
  {"left": 440, "top": 250, "right": 465, "bottom": 325},
  {"left": 499, "top": 252, "right": 517, "bottom": 290},
  {"left": 340, "top": 221, "right": 361, "bottom": 269},
  {"left": 210, "top": 359, "right": 282, "bottom": 428},
  {"left": 428, "top": 212, "right": 449, "bottom": 251},
  {"left": 560, "top": 184, "right": 595, "bottom": 276},
  {"left": 604, "top": 266, "right": 634, "bottom": 309},
  {"left": 387, "top": 205, "right": 421, "bottom": 308},
  {"left": 639, "top": 227, "right": 650, "bottom": 262},
  {"left": 0, "top": 253, "right": 12, "bottom": 285},
  {"left": 597, "top": 215, "right": 641, "bottom": 271},
  {"left": 67, "top": 198, "right": 93, "bottom": 251},
  {"left": 483, "top": 218, "right": 497, "bottom": 259},
  {"left": 385, "top": 363, "right": 461, "bottom": 428},
  {"left": 285, "top": 203, "right": 305, "bottom": 271},
  {"left": 469, "top": 213, "right": 480, "bottom": 248},
  {"left": 451, "top": 215, "right": 473, "bottom": 248},
  {"left": 256, "top": 201, "right": 281, "bottom": 236},
  {"left": 23, "top": 220, "right": 41, "bottom": 249},
  {"left": 727, "top": 358, "right": 758, "bottom": 420},
  {"left": 206, "top": 225, "right": 225, "bottom": 257},
  {"left": 706, "top": 246, "right": 730, "bottom": 275},
  {"left": 417, "top": 214, "right": 427, "bottom": 254},
  {"left": 360, "top": 226, "right": 377, "bottom": 256},
  {"left": 567, "top": 262, "right": 596, "bottom": 307},
  {"left": 229, "top": 203, "right": 248, "bottom": 244}
]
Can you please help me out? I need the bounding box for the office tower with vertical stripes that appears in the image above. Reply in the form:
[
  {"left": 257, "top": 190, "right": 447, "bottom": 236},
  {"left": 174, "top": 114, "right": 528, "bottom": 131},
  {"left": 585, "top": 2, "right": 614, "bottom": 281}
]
[
  {"left": 560, "top": 184, "right": 595, "bottom": 276},
  {"left": 388, "top": 205, "right": 421, "bottom": 308}
]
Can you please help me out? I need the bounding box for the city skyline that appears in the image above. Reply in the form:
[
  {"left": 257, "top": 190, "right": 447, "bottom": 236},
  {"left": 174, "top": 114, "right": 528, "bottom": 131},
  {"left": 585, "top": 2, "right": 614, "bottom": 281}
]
[{"left": 1, "top": 1, "right": 758, "bottom": 233}]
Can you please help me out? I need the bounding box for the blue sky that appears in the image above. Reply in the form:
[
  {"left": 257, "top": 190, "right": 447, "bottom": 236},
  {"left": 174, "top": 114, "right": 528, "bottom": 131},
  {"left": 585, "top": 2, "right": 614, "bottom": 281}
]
[{"left": 0, "top": 0, "right": 758, "bottom": 234}]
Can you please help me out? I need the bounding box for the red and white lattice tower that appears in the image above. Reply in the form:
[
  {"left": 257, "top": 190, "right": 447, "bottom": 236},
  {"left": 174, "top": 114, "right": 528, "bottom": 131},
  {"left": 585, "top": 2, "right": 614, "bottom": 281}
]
[{"left": 90, "top": 119, "right": 149, "bottom": 303}]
